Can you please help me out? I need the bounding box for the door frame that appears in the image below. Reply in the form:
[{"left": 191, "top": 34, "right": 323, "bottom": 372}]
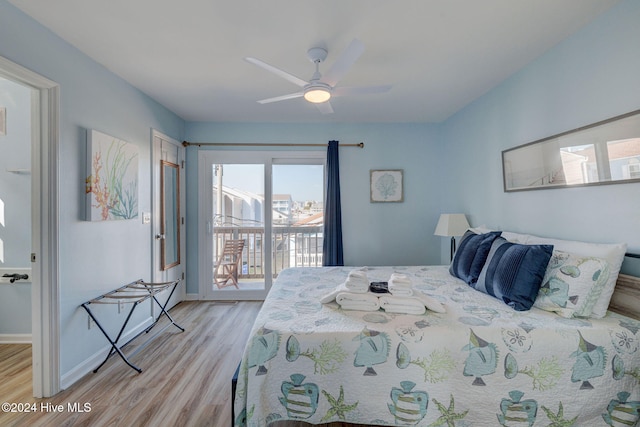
[{"left": 0, "top": 56, "right": 60, "bottom": 397}]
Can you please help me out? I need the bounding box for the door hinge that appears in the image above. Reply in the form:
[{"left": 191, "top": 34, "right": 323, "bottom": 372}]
[
  {"left": 181, "top": 217, "right": 184, "bottom": 225},
  {"left": 181, "top": 160, "right": 185, "bottom": 169},
  {"left": 31, "top": 253, "right": 36, "bottom": 263}
]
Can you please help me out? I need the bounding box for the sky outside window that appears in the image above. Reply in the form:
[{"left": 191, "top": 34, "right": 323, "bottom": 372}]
[{"left": 218, "top": 164, "right": 324, "bottom": 202}]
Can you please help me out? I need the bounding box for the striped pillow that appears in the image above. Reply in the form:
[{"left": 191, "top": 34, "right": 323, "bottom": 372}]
[
  {"left": 475, "top": 237, "right": 554, "bottom": 311},
  {"left": 449, "top": 230, "right": 502, "bottom": 285}
]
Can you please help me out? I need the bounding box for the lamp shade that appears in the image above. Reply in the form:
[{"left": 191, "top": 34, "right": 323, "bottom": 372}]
[{"left": 434, "top": 213, "right": 470, "bottom": 237}]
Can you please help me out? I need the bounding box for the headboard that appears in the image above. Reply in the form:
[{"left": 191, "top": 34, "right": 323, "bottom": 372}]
[
  {"left": 609, "top": 273, "right": 640, "bottom": 320},
  {"left": 609, "top": 253, "right": 640, "bottom": 320}
]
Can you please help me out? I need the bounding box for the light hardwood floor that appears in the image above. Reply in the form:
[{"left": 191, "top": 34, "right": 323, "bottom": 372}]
[
  {"left": 0, "top": 301, "right": 352, "bottom": 427},
  {"left": 2, "top": 301, "right": 259, "bottom": 427}
]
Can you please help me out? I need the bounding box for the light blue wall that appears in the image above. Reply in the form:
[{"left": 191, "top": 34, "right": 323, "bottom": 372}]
[
  {"left": 0, "top": 77, "right": 32, "bottom": 334},
  {"left": 184, "top": 122, "right": 443, "bottom": 293},
  {"left": 0, "top": 1, "right": 185, "bottom": 376},
  {"left": 440, "top": 0, "right": 640, "bottom": 274}
]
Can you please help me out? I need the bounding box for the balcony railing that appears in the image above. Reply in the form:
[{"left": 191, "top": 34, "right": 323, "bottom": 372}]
[{"left": 213, "top": 226, "right": 323, "bottom": 279}]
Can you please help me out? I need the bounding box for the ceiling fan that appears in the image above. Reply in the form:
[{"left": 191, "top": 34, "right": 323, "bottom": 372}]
[{"left": 245, "top": 39, "right": 391, "bottom": 114}]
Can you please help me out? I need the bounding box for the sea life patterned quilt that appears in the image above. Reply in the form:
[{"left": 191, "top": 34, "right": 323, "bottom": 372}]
[{"left": 233, "top": 266, "right": 640, "bottom": 426}]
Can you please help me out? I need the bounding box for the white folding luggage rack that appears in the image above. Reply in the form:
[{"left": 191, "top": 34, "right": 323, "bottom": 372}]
[{"left": 81, "top": 279, "right": 184, "bottom": 373}]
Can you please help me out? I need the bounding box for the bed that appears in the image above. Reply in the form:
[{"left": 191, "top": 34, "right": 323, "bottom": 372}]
[{"left": 233, "top": 233, "right": 640, "bottom": 427}]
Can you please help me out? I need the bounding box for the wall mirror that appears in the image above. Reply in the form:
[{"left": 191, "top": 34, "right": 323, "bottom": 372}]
[
  {"left": 161, "top": 160, "right": 180, "bottom": 270},
  {"left": 502, "top": 109, "right": 640, "bottom": 192}
]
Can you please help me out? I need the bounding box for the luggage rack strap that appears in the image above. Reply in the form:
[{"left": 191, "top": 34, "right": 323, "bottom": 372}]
[{"left": 86, "top": 280, "right": 177, "bottom": 304}]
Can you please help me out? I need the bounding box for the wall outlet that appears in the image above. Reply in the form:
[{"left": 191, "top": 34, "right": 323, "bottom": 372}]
[{"left": 88, "top": 315, "right": 96, "bottom": 330}]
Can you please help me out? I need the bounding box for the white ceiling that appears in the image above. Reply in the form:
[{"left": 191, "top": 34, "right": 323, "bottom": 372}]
[{"left": 9, "top": 0, "right": 620, "bottom": 123}]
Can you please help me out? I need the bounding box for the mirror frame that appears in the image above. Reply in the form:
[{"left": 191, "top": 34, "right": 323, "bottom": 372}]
[
  {"left": 161, "top": 160, "right": 180, "bottom": 270},
  {"left": 502, "top": 109, "right": 640, "bottom": 192}
]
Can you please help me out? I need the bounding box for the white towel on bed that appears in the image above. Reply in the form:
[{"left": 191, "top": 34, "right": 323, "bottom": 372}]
[
  {"left": 343, "top": 269, "right": 369, "bottom": 293},
  {"left": 413, "top": 292, "right": 446, "bottom": 313},
  {"left": 320, "top": 283, "right": 346, "bottom": 304},
  {"left": 379, "top": 295, "right": 426, "bottom": 315},
  {"left": 336, "top": 291, "right": 380, "bottom": 311},
  {"left": 320, "top": 274, "right": 369, "bottom": 304},
  {"left": 388, "top": 273, "right": 413, "bottom": 297}
]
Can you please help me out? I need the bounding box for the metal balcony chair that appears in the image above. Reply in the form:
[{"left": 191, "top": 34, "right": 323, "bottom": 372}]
[{"left": 214, "top": 239, "right": 245, "bottom": 289}]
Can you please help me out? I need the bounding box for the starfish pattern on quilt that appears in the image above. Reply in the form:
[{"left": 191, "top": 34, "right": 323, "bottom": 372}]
[
  {"left": 429, "top": 394, "right": 469, "bottom": 427},
  {"left": 321, "top": 385, "right": 359, "bottom": 422},
  {"left": 541, "top": 402, "right": 578, "bottom": 427}
]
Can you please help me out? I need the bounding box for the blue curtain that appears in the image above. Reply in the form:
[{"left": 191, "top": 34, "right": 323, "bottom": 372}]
[{"left": 322, "top": 140, "right": 344, "bottom": 266}]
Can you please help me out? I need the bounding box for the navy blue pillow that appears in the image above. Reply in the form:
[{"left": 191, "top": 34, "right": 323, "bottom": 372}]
[
  {"left": 449, "top": 230, "right": 502, "bottom": 285},
  {"left": 475, "top": 237, "right": 554, "bottom": 311}
]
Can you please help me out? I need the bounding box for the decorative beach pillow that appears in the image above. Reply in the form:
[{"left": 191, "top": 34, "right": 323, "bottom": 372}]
[
  {"left": 449, "top": 230, "right": 502, "bottom": 285},
  {"left": 534, "top": 251, "right": 610, "bottom": 318},
  {"left": 525, "top": 234, "right": 626, "bottom": 318},
  {"left": 475, "top": 237, "right": 554, "bottom": 311}
]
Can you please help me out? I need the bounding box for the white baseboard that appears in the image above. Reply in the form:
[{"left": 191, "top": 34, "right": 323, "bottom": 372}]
[
  {"left": 0, "top": 333, "right": 32, "bottom": 344},
  {"left": 60, "top": 317, "right": 153, "bottom": 390},
  {"left": 185, "top": 293, "right": 200, "bottom": 301}
]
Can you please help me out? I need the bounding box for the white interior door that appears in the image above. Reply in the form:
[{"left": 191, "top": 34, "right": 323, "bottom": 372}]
[{"left": 152, "top": 130, "right": 185, "bottom": 309}]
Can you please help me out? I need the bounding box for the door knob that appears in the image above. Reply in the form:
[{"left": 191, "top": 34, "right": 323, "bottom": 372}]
[
  {"left": 156, "top": 234, "right": 166, "bottom": 240},
  {"left": 2, "top": 273, "right": 29, "bottom": 283}
]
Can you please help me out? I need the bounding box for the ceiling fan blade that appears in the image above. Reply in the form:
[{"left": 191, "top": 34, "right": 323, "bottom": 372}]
[
  {"left": 321, "top": 38, "right": 365, "bottom": 87},
  {"left": 257, "top": 92, "right": 304, "bottom": 104},
  {"left": 245, "top": 57, "right": 308, "bottom": 88},
  {"left": 332, "top": 85, "right": 392, "bottom": 97},
  {"left": 315, "top": 101, "right": 334, "bottom": 115}
]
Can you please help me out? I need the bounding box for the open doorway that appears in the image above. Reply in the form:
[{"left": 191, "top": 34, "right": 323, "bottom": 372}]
[
  {"left": 0, "top": 78, "right": 33, "bottom": 348},
  {"left": 0, "top": 56, "right": 60, "bottom": 398}
]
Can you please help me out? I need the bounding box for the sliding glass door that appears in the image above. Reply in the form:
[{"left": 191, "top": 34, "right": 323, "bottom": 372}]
[
  {"left": 272, "top": 162, "right": 325, "bottom": 274},
  {"left": 199, "top": 151, "right": 325, "bottom": 300}
]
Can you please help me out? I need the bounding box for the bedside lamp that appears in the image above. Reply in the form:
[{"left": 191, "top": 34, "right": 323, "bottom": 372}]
[{"left": 434, "top": 213, "right": 470, "bottom": 261}]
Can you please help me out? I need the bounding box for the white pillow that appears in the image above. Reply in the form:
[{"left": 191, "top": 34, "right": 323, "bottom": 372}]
[
  {"left": 534, "top": 251, "right": 610, "bottom": 318},
  {"left": 526, "top": 234, "right": 626, "bottom": 318},
  {"left": 470, "top": 226, "right": 530, "bottom": 244}
]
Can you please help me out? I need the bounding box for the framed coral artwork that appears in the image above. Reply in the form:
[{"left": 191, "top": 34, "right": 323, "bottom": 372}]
[
  {"left": 370, "top": 169, "right": 403, "bottom": 202},
  {"left": 85, "top": 129, "right": 139, "bottom": 221}
]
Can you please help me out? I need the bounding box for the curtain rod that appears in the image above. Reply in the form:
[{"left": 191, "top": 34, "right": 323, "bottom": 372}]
[{"left": 182, "top": 141, "right": 364, "bottom": 148}]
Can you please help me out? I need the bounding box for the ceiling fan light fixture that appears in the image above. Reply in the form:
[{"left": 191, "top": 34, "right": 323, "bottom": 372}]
[{"left": 304, "top": 87, "right": 331, "bottom": 103}]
